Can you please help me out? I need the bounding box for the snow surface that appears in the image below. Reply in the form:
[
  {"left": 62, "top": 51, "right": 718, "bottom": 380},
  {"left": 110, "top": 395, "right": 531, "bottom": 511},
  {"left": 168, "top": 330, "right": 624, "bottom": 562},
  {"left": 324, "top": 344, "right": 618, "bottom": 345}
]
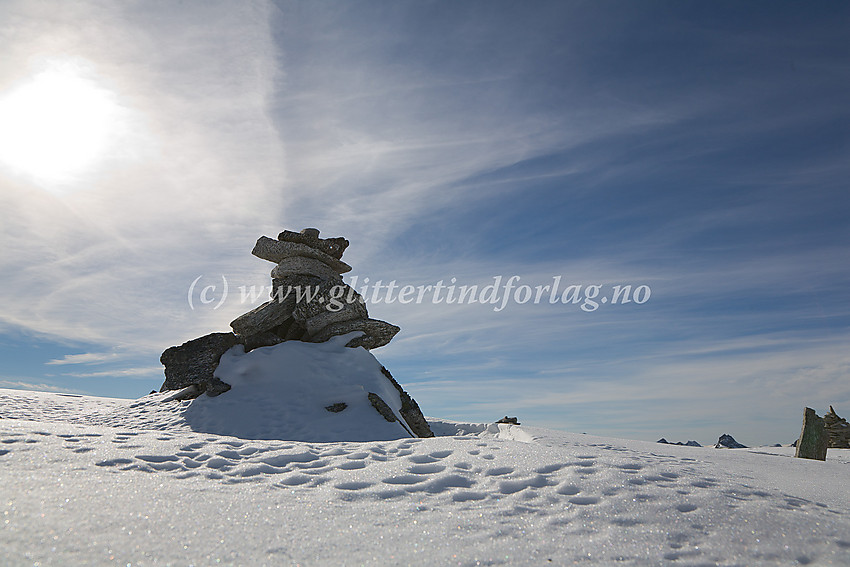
[{"left": 1, "top": 339, "right": 849, "bottom": 565}]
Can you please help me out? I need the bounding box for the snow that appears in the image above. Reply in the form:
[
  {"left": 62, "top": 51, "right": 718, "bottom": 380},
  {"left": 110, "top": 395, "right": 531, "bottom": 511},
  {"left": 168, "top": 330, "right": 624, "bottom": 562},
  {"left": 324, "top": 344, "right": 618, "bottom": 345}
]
[{"left": 1, "top": 341, "right": 849, "bottom": 565}]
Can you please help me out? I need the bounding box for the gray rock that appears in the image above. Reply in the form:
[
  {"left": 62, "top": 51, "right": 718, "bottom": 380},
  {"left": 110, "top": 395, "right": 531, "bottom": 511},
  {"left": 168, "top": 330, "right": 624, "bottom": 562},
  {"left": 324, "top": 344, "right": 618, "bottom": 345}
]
[
  {"left": 290, "top": 280, "right": 362, "bottom": 321},
  {"left": 278, "top": 228, "right": 349, "bottom": 260},
  {"left": 230, "top": 296, "right": 296, "bottom": 336},
  {"left": 252, "top": 236, "right": 351, "bottom": 273},
  {"left": 380, "top": 366, "right": 434, "bottom": 438},
  {"left": 824, "top": 405, "right": 850, "bottom": 449},
  {"left": 795, "top": 407, "right": 828, "bottom": 460},
  {"left": 271, "top": 256, "right": 344, "bottom": 280},
  {"left": 283, "top": 320, "right": 308, "bottom": 341},
  {"left": 309, "top": 318, "right": 400, "bottom": 349},
  {"left": 368, "top": 393, "right": 397, "bottom": 422},
  {"left": 367, "top": 392, "right": 414, "bottom": 437},
  {"left": 240, "top": 331, "right": 285, "bottom": 352},
  {"left": 305, "top": 303, "right": 367, "bottom": 335},
  {"left": 291, "top": 281, "right": 368, "bottom": 335},
  {"left": 325, "top": 402, "right": 347, "bottom": 413},
  {"left": 714, "top": 434, "right": 746, "bottom": 449},
  {"left": 160, "top": 333, "right": 237, "bottom": 396},
  {"left": 657, "top": 438, "right": 702, "bottom": 447},
  {"left": 271, "top": 274, "right": 323, "bottom": 300}
]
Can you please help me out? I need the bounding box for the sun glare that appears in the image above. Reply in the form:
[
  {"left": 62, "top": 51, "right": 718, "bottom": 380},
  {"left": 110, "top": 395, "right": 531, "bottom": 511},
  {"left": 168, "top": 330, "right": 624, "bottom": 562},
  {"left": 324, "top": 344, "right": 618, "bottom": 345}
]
[{"left": 0, "top": 61, "right": 121, "bottom": 191}]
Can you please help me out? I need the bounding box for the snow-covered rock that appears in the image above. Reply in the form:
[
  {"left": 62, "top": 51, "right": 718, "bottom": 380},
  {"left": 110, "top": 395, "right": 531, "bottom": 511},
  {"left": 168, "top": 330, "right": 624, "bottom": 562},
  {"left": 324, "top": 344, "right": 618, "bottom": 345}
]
[
  {"left": 715, "top": 433, "right": 747, "bottom": 448},
  {"left": 184, "top": 332, "right": 431, "bottom": 441}
]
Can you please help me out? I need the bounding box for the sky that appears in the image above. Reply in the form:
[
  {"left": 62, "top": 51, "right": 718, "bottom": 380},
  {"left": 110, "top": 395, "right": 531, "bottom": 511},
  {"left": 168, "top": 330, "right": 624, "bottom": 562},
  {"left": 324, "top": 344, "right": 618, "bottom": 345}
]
[{"left": 0, "top": 0, "right": 848, "bottom": 445}]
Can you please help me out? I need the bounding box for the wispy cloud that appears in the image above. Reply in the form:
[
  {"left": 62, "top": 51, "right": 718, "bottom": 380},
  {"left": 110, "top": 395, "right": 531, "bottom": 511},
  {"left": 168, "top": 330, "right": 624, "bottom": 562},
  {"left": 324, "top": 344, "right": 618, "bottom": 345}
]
[
  {"left": 45, "top": 352, "right": 119, "bottom": 365},
  {"left": 62, "top": 367, "right": 163, "bottom": 379},
  {"left": 0, "top": 379, "right": 82, "bottom": 394}
]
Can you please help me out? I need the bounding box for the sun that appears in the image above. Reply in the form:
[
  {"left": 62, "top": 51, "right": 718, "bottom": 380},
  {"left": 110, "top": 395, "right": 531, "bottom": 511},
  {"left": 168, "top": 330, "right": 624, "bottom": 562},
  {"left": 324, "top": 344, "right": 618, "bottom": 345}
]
[{"left": 0, "top": 60, "right": 121, "bottom": 191}]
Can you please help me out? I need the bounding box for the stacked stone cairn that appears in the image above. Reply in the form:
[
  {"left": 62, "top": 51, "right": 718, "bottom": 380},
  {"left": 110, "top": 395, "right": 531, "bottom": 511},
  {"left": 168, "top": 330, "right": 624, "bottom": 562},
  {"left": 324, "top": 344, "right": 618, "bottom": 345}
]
[
  {"left": 159, "top": 228, "right": 433, "bottom": 438},
  {"left": 824, "top": 406, "right": 850, "bottom": 448}
]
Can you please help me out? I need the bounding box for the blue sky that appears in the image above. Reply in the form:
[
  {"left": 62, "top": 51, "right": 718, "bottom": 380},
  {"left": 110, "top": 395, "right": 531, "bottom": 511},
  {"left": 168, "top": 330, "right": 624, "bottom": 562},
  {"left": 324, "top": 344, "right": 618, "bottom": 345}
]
[{"left": 0, "top": 1, "right": 848, "bottom": 445}]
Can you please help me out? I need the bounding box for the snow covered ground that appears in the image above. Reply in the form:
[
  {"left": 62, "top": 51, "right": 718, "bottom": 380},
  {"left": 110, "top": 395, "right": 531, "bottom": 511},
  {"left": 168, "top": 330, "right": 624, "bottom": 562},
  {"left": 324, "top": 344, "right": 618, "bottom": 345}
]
[{"left": 1, "top": 386, "right": 849, "bottom": 566}]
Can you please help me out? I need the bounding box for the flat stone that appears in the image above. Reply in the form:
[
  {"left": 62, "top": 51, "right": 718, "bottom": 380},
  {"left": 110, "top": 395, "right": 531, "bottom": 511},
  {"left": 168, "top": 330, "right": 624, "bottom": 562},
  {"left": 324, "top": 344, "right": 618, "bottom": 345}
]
[
  {"left": 795, "top": 407, "right": 828, "bottom": 460},
  {"left": 252, "top": 236, "right": 351, "bottom": 273},
  {"left": 278, "top": 229, "right": 349, "bottom": 260},
  {"left": 304, "top": 302, "right": 367, "bottom": 335},
  {"left": 230, "top": 296, "right": 295, "bottom": 336},
  {"left": 271, "top": 256, "right": 344, "bottom": 280},
  {"left": 308, "top": 318, "right": 400, "bottom": 349},
  {"left": 159, "top": 332, "right": 237, "bottom": 396}
]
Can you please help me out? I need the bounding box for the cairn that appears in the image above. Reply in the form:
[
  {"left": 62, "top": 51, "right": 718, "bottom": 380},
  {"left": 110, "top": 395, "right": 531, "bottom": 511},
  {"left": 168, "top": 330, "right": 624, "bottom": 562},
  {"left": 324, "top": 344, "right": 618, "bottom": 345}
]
[
  {"left": 232, "top": 228, "right": 399, "bottom": 349},
  {"left": 160, "top": 229, "right": 408, "bottom": 398},
  {"left": 824, "top": 406, "right": 850, "bottom": 448}
]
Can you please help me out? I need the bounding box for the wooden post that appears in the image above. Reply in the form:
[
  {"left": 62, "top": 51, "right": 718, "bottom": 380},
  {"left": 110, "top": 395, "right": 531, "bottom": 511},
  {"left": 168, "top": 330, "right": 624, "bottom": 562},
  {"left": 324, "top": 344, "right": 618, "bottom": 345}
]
[{"left": 795, "top": 407, "right": 828, "bottom": 461}]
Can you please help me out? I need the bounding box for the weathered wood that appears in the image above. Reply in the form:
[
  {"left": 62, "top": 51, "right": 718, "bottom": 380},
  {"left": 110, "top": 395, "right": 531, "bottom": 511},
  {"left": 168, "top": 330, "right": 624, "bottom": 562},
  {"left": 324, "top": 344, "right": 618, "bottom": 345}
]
[{"left": 795, "top": 407, "right": 828, "bottom": 461}]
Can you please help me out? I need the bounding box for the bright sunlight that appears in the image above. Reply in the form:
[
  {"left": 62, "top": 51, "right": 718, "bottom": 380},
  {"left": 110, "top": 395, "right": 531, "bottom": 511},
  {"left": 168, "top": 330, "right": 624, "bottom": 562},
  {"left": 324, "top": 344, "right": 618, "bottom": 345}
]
[{"left": 0, "top": 60, "right": 121, "bottom": 191}]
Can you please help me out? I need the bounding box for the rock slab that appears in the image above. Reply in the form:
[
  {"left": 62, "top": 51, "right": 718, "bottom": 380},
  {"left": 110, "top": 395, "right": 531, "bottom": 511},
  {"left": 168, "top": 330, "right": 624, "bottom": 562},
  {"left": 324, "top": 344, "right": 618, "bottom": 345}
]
[
  {"left": 795, "top": 407, "right": 828, "bottom": 460},
  {"left": 160, "top": 333, "right": 237, "bottom": 396}
]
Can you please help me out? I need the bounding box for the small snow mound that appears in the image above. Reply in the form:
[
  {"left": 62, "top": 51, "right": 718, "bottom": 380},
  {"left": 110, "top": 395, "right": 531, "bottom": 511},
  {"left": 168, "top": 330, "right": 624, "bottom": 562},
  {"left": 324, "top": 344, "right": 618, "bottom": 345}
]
[{"left": 425, "top": 419, "right": 536, "bottom": 443}]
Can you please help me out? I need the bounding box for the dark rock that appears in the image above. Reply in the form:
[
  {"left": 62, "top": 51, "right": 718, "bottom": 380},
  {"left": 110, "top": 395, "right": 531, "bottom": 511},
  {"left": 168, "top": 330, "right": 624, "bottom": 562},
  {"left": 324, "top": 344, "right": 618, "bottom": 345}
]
[
  {"left": 309, "top": 318, "right": 400, "bottom": 349},
  {"left": 824, "top": 405, "right": 850, "bottom": 449},
  {"left": 283, "top": 320, "right": 308, "bottom": 341},
  {"left": 715, "top": 434, "right": 747, "bottom": 449},
  {"left": 240, "top": 331, "right": 285, "bottom": 352},
  {"left": 367, "top": 392, "right": 414, "bottom": 437},
  {"left": 657, "top": 438, "right": 701, "bottom": 447},
  {"left": 380, "top": 366, "right": 434, "bottom": 438},
  {"left": 325, "top": 402, "right": 347, "bottom": 413},
  {"left": 278, "top": 228, "right": 349, "bottom": 260},
  {"left": 204, "top": 380, "right": 232, "bottom": 397},
  {"left": 497, "top": 416, "right": 520, "bottom": 425},
  {"left": 159, "top": 332, "right": 237, "bottom": 396},
  {"left": 368, "top": 393, "right": 397, "bottom": 422},
  {"left": 795, "top": 407, "right": 828, "bottom": 460}
]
